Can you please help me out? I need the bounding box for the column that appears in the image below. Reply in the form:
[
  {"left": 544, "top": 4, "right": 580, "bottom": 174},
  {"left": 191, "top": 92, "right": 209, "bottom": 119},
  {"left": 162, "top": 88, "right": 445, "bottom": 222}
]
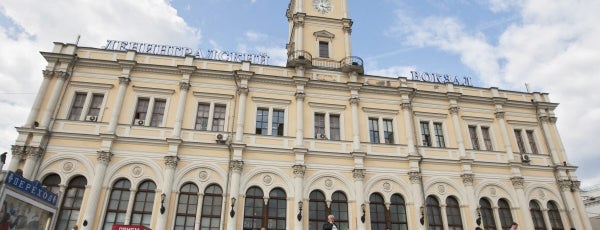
[
  {"left": 40, "top": 71, "right": 69, "bottom": 129},
  {"left": 511, "top": 176, "right": 533, "bottom": 230},
  {"left": 295, "top": 93, "right": 304, "bottom": 146},
  {"left": 570, "top": 180, "right": 593, "bottom": 230},
  {"left": 82, "top": 151, "right": 113, "bottom": 230},
  {"left": 106, "top": 77, "right": 130, "bottom": 134},
  {"left": 8, "top": 145, "right": 25, "bottom": 172},
  {"left": 401, "top": 103, "right": 416, "bottom": 155},
  {"left": 409, "top": 171, "right": 425, "bottom": 230},
  {"left": 541, "top": 208, "right": 553, "bottom": 230},
  {"left": 194, "top": 193, "right": 205, "bottom": 230},
  {"left": 557, "top": 180, "right": 582, "bottom": 229},
  {"left": 449, "top": 106, "right": 466, "bottom": 157},
  {"left": 350, "top": 97, "right": 360, "bottom": 151},
  {"left": 156, "top": 156, "right": 179, "bottom": 229},
  {"left": 124, "top": 189, "right": 137, "bottom": 224},
  {"left": 495, "top": 111, "right": 514, "bottom": 161},
  {"left": 25, "top": 70, "right": 54, "bottom": 127},
  {"left": 461, "top": 173, "right": 477, "bottom": 225},
  {"left": 353, "top": 169, "right": 366, "bottom": 230},
  {"left": 234, "top": 88, "right": 248, "bottom": 142},
  {"left": 539, "top": 116, "right": 560, "bottom": 164},
  {"left": 440, "top": 204, "right": 448, "bottom": 230},
  {"left": 172, "top": 82, "right": 190, "bottom": 138},
  {"left": 293, "top": 164, "right": 306, "bottom": 230},
  {"left": 22, "top": 147, "right": 43, "bottom": 180},
  {"left": 227, "top": 160, "right": 243, "bottom": 230},
  {"left": 492, "top": 206, "right": 503, "bottom": 230},
  {"left": 343, "top": 19, "right": 352, "bottom": 57}
]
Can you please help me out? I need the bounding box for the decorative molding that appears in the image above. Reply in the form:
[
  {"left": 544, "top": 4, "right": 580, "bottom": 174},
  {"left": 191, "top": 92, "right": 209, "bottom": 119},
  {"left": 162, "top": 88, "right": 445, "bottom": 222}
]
[
  {"left": 324, "top": 178, "right": 334, "bottom": 190},
  {"left": 179, "top": 82, "right": 191, "bottom": 91},
  {"left": 401, "top": 102, "right": 412, "bottom": 110},
  {"left": 313, "top": 30, "right": 335, "bottom": 39},
  {"left": 252, "top": 97, "right": 291, "bottom": 106},
  {"left": 449, "top": 106, "right": 460, "bottom": 114},
  {"left": 295, "top": 92, "right": 306, "bottom": 100},
  {"left": 26, "top": 147, "right": 44, "bottom": 160},
  {"left": 164, "top": 156, "right": 179, "bottom": 169},
  {"left": 11, "top": 145, "right": 25, "bottom": 158},
  {"left": 193, "top": 92, "right": 234, "bottom": 100},
  {"left": 198, "top": 170, "right": 210, "bottom": 182},
  {"left": 97, "top": 151, "right": 113, "bottom": 165},
  {"left": 461, "top": 173, "right": 474, "bottom": 186},
  {"left": 461, "top": 116, "right": 494, "bottom": 123},
  {"left": 42, "top": 70, "right": 54, "bottom": 79},
  {"left": 558, "top": 179, "right": 572, "bottom": 191},
  {"left": 362, "top": 107, "right": 399, "bottom": 116},
  {"left": 55, "top": 71, "right": 70, "bottom": 80},
  {"left": 383, "top": 181, "right": 392, "bottom": 192},
  {"left": 132, "top": 86, "right": 175, "bottom": 95},
  {"left": 349, "top": 97, "right": 360, "bottom": 105},
  {"left": 571, "top": 180, "right": 581, "bottom": 192},
  {"left": 292, "top": 164, "right": 306, "bottom": 178},
  {"left": 262, "top": 174, "right": 273, "bottom": 186},
  {"left": 495, "top": 111, "right": 505, "bottom": 119},
  {"left": 408, "top": 171, "right": 421, "bottom": 184},
  {"left": 62, "top": 161, "right": 75, "bottom": 173},
  {"left": 353, "top": 169, "right": 366, "bottom": 181},
  {"left": 230, "top": 160, "right": 244, "bottom": 173},
  {"left": 131, "top": 165, "right": 144, "bottom": 178},
  {"left": 70, "top": 81, "right": 114, "bottom": 90},
  {"left": 413, "top": 111, "right": 448, "bottom": 119},
  {"left": 308, "top": 102, "right": 346, "bottom": 111},
  {"left": 510, "top": 176, "right": 525, "bottom": 189},
  {"left": 237, "top": 87, "right": 249, "bottom": 95},
  {"left": 118, "top": 77, "right": 131, "bottom": 85}
]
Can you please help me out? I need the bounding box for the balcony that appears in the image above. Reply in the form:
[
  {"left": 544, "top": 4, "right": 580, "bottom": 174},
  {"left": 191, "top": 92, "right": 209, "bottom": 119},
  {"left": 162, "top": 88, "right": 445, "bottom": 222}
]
[
  {"left": 287, "top": 50, "right": 364, "bottom": 74},
  {"left": 287, "top": 50, "right": 312, "bottom": 68},
  {"left": 340, "top": 56, "right": 364, "bottom": 74}
]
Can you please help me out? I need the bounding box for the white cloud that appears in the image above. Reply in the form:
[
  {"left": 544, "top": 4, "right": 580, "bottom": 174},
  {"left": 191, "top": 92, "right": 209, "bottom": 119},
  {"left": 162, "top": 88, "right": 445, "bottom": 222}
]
[
  {"left": 367, "top": 65, "right": 416, "bottom": 79},
  {"left": 245, "top": 31, "right": 268, "bottom": 42},
  {"left": 0, "top": 0, "right": 200, "bottom": 167},
  {"left": 388, "top": 0, "right": 600, "bottom": 185}
]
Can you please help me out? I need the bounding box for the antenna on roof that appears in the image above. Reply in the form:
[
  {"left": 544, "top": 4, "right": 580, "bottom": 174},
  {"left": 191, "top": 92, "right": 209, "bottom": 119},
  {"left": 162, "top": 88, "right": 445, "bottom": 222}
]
[
  {"left": 75, "top": 34, "right": 81, "bottom": 46},
  {"left": 525, "top": 83, "right": 531, "bottom": 93}
]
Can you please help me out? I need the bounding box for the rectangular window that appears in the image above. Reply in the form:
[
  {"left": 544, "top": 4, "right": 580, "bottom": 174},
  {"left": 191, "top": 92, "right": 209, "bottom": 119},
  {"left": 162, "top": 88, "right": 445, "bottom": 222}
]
[
  {"left": 195, "top": 103, "right": 210, "bottom": 130},
  {"left": 212, "top": 104, "right": 226, "bottom": 132},
  {"left": 469, "top": 125, "right": 480, "bottom": 150},
  {"left": 319, "top": 41, "right": 329, "bottom": 58},
  {"left": 149, "top": 99, "right": 166, "bottom": 127},
  {"left": 255, "top": 108, "right": 269, "bottom": 135},
  {"left": 420, "top": 122, "right": 431, "bottom": 147},
  {"left": 134, "top": 98, "right": 150, "bottom": 121},
  {"left": 526, "top": 130, "right": 538, "bottom": 154},
  {"left": 68, "top": 92, "right": 87, "bottom": 120},
  {"left": 514, "top": 130, "right": 526, "bottom": 153},
  {"left": 369, "top": 118, "right": 380, "bottom": 143},
  {"left": 434, "top": 122, "right": 445, "bottom": 148},
  {"left": 329, "top": 115, "right": 340, "bottom": 141},
  {"left": 383, "top": 119, "right": 394, "bottom": 144},
  {"left": 315, "top": 113, "right": 326, "bottom": 138},
  {"left": 87, "top": 94, "right": 104, "bottom": 117},
  {"left": 272, "top": 109, "right": 285, "bottom": 136},
  {"left": 482, "top": 127, "right": 493, "bottom": 151}
]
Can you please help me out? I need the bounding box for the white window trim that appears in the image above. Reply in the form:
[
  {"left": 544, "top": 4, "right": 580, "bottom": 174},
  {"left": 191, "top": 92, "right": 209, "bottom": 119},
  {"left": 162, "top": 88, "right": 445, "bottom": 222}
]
[
  {"left": 193, "top": 92, "right": 233, "bottom": 132},
  {"left": 314, "top": 30, "right": 335, "bottom": 59},
  {"left": 252, "top": 97, "right": 291, "bottom": 136},
  {"left": 131, "top": 86, "right": 174, "bottom": 127},
  {"left": 414, "top": 112, "right": 448, "bottom": 148},
  {"left": 309, "top": 102, "right": 346, "bottom": 140},
  {"left": 462, "top": 116, "right": 497, "bottom": 151},
  {"left": 64, "top": 81, "right": 113, "bottom": 121},
  {"left": 362, "top": 107, "right": 399, "bottom": 144},
  {"left": 507, "top": 120, "right": 540, "bottom": 154}
]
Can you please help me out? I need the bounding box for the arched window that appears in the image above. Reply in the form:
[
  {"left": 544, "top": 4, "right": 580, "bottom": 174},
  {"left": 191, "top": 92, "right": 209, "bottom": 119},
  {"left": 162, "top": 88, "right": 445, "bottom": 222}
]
[
  {"left": 331, "top": 191, "right": 349, "bottom": 230},
  {"left": 426, "top": 196, "right": 443, "bottom": 230},
  {"left": 243, "top": 187, "right": 264, "bottom": 230},
  {"left": 390, "top": 194, "right": 408, "bottom": 229},
  {"left": 498, "top": 199, "right": 513, "bottom": 230},
  {"left": 42, "top": 173, "right": 61, "bottom": 194},
  {"left": 446, "top": 197, "right": 463, "bottom": 230},
  {"left": 267, "top": 188, "right": 287, "bottom": 230},
  {"left": 130, "top": 180, "right": 156, "bottom": 227},
  {"left": 309, "top": 190, "right": 327, "bottom": 230},
  {"left": 479, "top": 198, "right": 496, "bottom": 229},
  {"left": 56, "top": 176, "right": 87, "bottom": 230},
  {"left": 529, "top": 200, "right": 546, "bottom": 230},
  {"left": 103, "top": 179, "right": 131, "bottom": 230},
  {"left": 547, "top": 201, "right": 564, "bottom": 230},
  {"left": 200, "top": 184, "right": 223, "bottom": 230},
  {"left": 174, "top": 183, "right": 199, "bottom": 229},
  {"left": 369, "top": 193, "right": 386, "bottom": 230}
]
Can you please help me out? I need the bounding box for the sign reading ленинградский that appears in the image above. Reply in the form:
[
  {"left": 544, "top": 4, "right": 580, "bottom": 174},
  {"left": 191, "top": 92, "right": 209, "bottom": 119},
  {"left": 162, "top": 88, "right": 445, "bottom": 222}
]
[{"left": 102, "top": 40, "right": 270, "bottom": 65}]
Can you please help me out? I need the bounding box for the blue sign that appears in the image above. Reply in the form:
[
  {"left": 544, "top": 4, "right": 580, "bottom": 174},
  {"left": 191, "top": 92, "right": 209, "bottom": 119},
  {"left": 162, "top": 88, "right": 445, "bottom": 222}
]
[{"left": 4, "top": 171, "right": 58, "bottom": 206}]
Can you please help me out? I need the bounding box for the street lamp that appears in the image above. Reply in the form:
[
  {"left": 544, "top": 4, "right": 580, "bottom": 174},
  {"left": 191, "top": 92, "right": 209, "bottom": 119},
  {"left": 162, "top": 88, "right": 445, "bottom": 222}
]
[
  {"left": 297, "top": 201, "right": 303, "bottom": 221},
  {"left": 361, "top": 203, "right": 366, "bottom": 223},
  {"left": 160, "top": 193, "right": 166, "bottom": 214},
  {"left": 230, "top": 197, "right": 237, "bottom": 217}
]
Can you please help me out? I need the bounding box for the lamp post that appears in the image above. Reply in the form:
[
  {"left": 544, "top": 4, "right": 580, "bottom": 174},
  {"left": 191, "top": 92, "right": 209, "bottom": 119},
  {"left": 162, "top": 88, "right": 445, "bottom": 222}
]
[
  {"left": 160, "top": 193, "right": 166, "bottom": 214},
  {"left": 297, "top": 201, "right": 303, "bottom": 221},
  {"left": 360, "top": 203, "right": 366, "bottom": 223},
  {"left": 230, "top": 197, "right": 237, "bottom": 217}
]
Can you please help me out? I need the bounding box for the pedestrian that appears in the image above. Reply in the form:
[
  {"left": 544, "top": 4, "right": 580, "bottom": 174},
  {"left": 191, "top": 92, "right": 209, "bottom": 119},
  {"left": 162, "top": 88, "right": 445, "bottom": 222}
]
[
  {"left": 511, "top": 222, "right": 518, "bottom": 229},
  {"left": 323, "top": 214, "right": 338, "bottom": 230}
]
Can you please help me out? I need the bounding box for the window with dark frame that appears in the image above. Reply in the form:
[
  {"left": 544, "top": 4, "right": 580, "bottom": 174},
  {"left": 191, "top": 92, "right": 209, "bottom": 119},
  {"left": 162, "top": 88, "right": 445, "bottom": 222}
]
[
  {"left": 547, "top": 201, "right": 565, "bottom": 230},
  {"left": 482, "top": 127, "right": 493, "bottom": 150},
  {"left": 267, "top": 189, "right": 287, "bottom": 230},
  {"left": 87, "top": 94, "right": 104, "bottom": 117},
  {"left": 103, "top": 179, "right": 131, "bottom": 230},
  {"left": 174, "top": 183, "right": 199, "bottom": 229},
  {"left": 243, "top": 187, "right": 264, "bottom": 230},
  {"left": 256, "top": 108, "right": 269, "bottom": 135},
  {"left": 212, "top": 104, "right": 226, "bottom": 132},
  {"left": 272, "top": 109, "right": 285, "bottom": 136},
  {"left": 421, "top": 121, "right": 432, "bottom": 147},
  {"left": 426, "top": 196, "right": 443, "bottom": 230},
  {"left": 498, "top": 199, "right": 514, "bottom": 230},
  {"left": 315, "top": 113, "right": 326, "bottom": 138},
  {"left": 369, "top": 193, "right": 387, "bottom": 230},
  {"left": 369, "top": 118, "right": 380, "bottom": 143},
  {"left": 68, "top": 92, "right": 87, "bottom": 120},
  {"left": 434, "top": 122, "right": 445, "bottom": 148},
  {"left": 369, "top": 193, "right": 408, "bottom": 230},
  {"left": 134, "top": 98, "right": 150, "bottom": 122},
  {"left": 309, "top": 190, "right": 327, "bottom": 230},
  {"left": 41, "top": 173, "right": 61, "bottom": 195},
  {"left": 526, "top": 130, "right": 538, "bottom": 154},
  {"left": 469, "top": 125, "right": 480, "bottom": 150},
  {"left": 196, "top": 103, "right": 210, "bottom": 130},
  {"left": 330, "top": 191, "right": 349, "bottom": 230},
  {"left": 515, "top": 130, "right": 526, "bottom": 153},
  {"left": 330, "top": 114, "right": 341, "bottom": 141},
  {"left": 383, "top": 119, "right": 394, "bottom": 144},
  {"left": 446, "top": 197, "right": 463, "bottom": 230},
  {"left": 55, "top": 176, "right": 87, "bottom": 230},
  {"left": 200, "top": 184, "right": 223, "bottom": 230},
  {"left": 389, "top": 194, "right": 408, "bottom": 229},
  {"left": 529, "top": 201, "right": 547, "bottom": 230},
  {"left": 130, "top": 181, "right": 156, "bottom": 227},
  {"left": 319, "top": 41, "right": 329, "bottom": 58},
  {"left": 479, "top": 198, "right": 496, "bottom": 230},
  {"left": 149, "top": 99, "right": 166, "bottom": 127}
]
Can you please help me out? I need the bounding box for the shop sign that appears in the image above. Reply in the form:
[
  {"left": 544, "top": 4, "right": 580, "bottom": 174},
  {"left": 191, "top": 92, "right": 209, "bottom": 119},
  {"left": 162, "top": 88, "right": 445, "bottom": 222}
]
[{"left": 4, "top": 171, "right": 58, "bottom": 206}]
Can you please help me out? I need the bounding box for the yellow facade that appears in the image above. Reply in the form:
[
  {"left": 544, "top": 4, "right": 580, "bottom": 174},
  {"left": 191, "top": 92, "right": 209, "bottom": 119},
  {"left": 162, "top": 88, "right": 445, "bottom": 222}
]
[{"left": 5, "top": 0, "right": 592, "bottom": 230}]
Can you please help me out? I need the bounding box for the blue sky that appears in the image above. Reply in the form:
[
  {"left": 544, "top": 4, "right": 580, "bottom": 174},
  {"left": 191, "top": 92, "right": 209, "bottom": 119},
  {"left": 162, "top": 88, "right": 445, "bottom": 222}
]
[{"left": 1, "top": 0, "right": 599, "bottom": 188}]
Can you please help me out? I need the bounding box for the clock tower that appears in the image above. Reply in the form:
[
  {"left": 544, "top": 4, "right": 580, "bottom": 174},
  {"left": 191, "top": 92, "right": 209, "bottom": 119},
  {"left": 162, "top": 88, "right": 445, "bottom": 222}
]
[{"left": 286, "top": 0, "right": 363, "bottom": 75}]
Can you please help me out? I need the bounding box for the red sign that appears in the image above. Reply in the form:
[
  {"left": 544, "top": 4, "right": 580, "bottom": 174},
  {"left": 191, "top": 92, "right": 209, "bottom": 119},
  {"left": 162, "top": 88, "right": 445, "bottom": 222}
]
[{"left": 111, "top": 225, "right": 151, "bottom": 230}]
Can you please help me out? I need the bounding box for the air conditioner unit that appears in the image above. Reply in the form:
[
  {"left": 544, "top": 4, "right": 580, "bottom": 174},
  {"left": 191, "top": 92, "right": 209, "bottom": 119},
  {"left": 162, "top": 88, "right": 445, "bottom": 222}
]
[
  {"left": 134, "top": 119, "right": 144, "bottom": 126},
  {"left": 521, "top": 154, "right": 531, "bottom": 162},
  {"left": 85, "top": 115, "right": 97, "bottom": 122},
  {"left": 316, "top": 133, "right": 328, "bottom": 140},
  {"left": 215, "top": 133, "right": 228, "bottom": 142}
]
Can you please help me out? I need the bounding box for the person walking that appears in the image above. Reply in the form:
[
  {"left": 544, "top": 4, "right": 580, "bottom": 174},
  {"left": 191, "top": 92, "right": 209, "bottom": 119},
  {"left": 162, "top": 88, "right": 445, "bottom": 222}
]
[{"left": 323, "top": 214, "right": 338, "bottom": 230}]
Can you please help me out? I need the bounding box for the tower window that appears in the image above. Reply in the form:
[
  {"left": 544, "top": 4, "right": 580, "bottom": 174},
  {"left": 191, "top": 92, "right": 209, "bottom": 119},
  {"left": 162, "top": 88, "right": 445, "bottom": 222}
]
[{"left": 319, "top": 41, "right": 329, "bottom": 58}]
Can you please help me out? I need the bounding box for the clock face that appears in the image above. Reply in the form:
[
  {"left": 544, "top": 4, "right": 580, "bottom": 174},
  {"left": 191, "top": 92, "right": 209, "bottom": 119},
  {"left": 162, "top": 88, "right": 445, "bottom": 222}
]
[{"left": 312, "top": 0, "right": 332, "bottom": 14}]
